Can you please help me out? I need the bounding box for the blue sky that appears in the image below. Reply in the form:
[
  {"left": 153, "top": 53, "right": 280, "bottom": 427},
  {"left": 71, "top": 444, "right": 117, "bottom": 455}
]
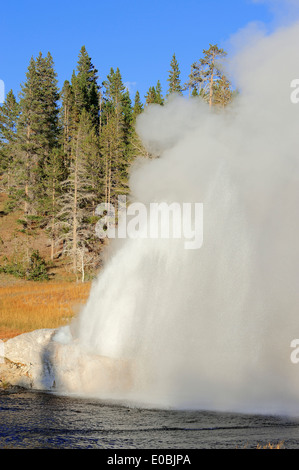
[{"left": 0, "top": 0, "right": 279, "bottom": 104}]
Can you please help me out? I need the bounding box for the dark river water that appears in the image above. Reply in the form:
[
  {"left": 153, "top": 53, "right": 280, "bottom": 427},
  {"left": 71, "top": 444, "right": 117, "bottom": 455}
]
[{"left": 1, "top": 388, "right": 299, "bottom": 450}]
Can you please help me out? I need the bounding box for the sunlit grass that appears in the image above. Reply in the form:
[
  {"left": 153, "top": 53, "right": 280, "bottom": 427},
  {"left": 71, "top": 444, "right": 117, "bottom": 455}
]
[
  {"left": 256, "top": 441, "right": 284, "bottom": 449},
  {"left": 237, "top": 440, "right": 285, "bottom": 449},
  {"left": 0, "top": 281, "right": 91, "bottom": 339}
]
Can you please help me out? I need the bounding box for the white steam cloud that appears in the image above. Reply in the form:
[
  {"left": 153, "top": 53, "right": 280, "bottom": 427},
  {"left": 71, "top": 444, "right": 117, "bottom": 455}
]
[{"left": 54, "top": 17, "right": 299, "bottom": 415}]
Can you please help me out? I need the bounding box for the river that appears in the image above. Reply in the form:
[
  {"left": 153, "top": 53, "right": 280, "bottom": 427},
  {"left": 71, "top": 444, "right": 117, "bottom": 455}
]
[{"left": 0, "top": 388, "right": 299, "bottom": 449}]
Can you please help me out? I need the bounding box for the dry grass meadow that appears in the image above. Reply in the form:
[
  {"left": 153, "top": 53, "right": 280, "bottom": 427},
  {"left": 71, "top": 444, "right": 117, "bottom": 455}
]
[
  {"left": 0, "top": 279, "right": 91, "bottom": 340},
  {"left": 0, "top": 193, "right": 93, "bottom": 340}
]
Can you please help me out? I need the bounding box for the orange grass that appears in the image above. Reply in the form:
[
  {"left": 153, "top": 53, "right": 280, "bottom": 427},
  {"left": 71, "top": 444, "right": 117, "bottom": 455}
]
[
  {"left": 0, "top": 281, "right": 91, "bottom": 339},
  {"left": 256, "top": 441, "right": 284, "bottom": 449}
]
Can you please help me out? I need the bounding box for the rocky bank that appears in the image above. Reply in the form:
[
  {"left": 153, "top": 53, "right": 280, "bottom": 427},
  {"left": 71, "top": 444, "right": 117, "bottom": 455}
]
[{"left": 0, "top": 328, "right": 131, "bottom": 396}]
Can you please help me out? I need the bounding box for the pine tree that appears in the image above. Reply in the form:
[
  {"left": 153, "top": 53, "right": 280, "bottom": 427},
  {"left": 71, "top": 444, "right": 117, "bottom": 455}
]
[
  {"left": 145, "top": 86, "right": 157, "bottom": 105},
  {"left": 155, "top": 80, "right": 164, "bottom": 105},
  {"left": 36, "top": 52, "right": 60, "bottom": 152},
  {"left": 59, "top": 47, "right": 101, "bottom": 203},
  {"left": 101, "top": 67, "right": 131, "bottom": 206},
  {"left": 185, "top": 44, "right": 228, "bottom": 107},
  {"left": 191, "top": 87, "right": 199, "bottom": 98},
  {"left": 55, "top": 47, "right": 103, "bottom": 275},
  {"left": 102, "top": 67, "right": 126, "bottom": 118},
  {"left": 64, "top": 46, "right": 101, "bottom": 154},
  {"left": 167, "top": 53, "right": 182, "bottom": 97},
  {"left": 84, "top": 118, "right": 102, "bottom": 216},
  {"left": 17, "top": 52, "right": 60, "bottom": 217},
  {"left": 129, "top": 90, "right": 151, "bottom": 159},
  {"left": 145, "top": 81, "right": 164, "bottom": 105},
  {"left": 17, "top": 57, "right": 38, "bottom": 215},
  {"left": 58, "top": 109, "right": 100, "bottom": 278},
  {"left": 74, "top": 46, "right": 100, "bottom": 130},
  {"left": 121, "top": 89, "right": 133, "bottom": 149},
  {"left": 132, "top": 90, "right": 143, "bottom": 120},
  {"left": 44, "top": 147, "right": 65, "bottom": 260},
  {"left": 60, "top": 80, "right": 74, "bottom": 161},
  {"left": 213, "top": 74, "right": 233, "bottom": 108},
  {"left": 0, "top": 90, "right": 20, "bottom": 196}
]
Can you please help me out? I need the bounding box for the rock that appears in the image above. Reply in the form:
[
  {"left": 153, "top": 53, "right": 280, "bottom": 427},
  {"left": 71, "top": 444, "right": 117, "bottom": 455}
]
[
  {"left": 0, "top": 328, "right": 57, "bottom": 390},
  {"left": 0, "top": 328, "right": 132, "bottom": 397},
  {"left": 0, "top": 358, "right": 33, "bottom": 389}
]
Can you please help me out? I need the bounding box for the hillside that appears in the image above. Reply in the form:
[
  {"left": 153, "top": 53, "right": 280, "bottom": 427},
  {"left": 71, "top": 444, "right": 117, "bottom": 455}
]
[
  {"left": 0, "top": 192, "right": 99, "bottom": 282},
  {"left": 0, "top": 193, "right": 95, "bottom": 339}
]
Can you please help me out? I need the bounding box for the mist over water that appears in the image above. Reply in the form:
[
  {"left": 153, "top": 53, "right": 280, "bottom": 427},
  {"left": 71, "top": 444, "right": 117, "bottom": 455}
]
[{"left": 56, "top": 19, "right": 299, "bottom": 415}]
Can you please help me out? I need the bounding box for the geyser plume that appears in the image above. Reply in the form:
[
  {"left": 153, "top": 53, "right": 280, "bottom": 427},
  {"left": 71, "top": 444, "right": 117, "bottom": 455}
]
[{"left": 56, "top": 20, "right": 299, "bottom": 414}]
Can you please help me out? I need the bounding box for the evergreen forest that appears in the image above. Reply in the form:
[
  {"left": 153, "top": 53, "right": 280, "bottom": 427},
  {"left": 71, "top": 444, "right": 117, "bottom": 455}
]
[{"left": 0, "top": 45, "right": 233, "bottom": 281}]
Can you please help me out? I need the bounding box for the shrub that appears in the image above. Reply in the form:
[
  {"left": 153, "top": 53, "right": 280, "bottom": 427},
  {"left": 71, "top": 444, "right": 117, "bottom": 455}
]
[{"left": 26, "top": 250, "right": 49, "bottom": 281}]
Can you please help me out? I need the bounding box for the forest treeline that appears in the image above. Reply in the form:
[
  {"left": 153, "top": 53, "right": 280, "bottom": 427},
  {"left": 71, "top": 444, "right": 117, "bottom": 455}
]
[{"left": 0, "top": 44, "right": 233, "bottom": 281}]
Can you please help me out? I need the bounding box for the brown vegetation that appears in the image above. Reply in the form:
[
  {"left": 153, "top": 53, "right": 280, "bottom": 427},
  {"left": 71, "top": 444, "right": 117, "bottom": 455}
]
[
  {"left": 0, "top": 279, "right": 91, "bottom": 340},
  {"left": 256, "top": 441, "right": 284, "bottom": 449},
  {"left": 0, "top": 191, "right": 94, "bottom": 340}
]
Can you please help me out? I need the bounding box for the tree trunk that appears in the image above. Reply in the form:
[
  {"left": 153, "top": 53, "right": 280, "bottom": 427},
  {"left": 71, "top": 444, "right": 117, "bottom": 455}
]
[
  {"left": 24, "top": 124, "right": 31, "bottom": 214},
  {"left": 209, "top": 51, "right": 216, "bottom": 108},
  {"left": 50, "top": 179, "right": 55, "bottom": 261},
  {"left": 72, "top": 137, "right": 79, "bottom": 273}
]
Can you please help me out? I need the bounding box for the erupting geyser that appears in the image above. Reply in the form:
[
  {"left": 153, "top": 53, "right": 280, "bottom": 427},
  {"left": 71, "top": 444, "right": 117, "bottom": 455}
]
[{"left": 54, "top": 19, "right": 299, "bottom": 415}]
